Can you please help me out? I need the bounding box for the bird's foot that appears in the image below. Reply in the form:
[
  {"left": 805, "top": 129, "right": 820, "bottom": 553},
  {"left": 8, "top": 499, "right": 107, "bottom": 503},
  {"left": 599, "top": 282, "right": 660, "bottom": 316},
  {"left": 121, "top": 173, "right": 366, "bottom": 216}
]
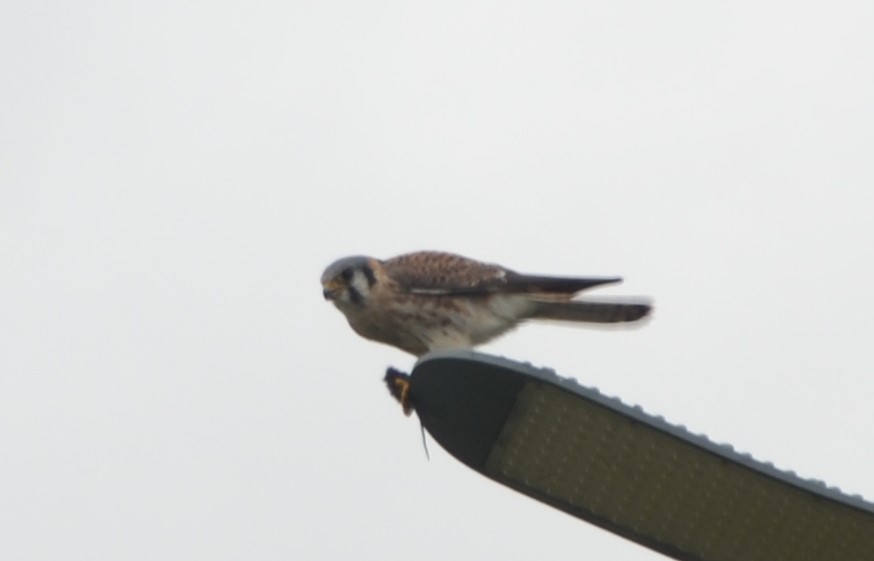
[{"left": 384, "top": 367, "right": 413, "bottom": 416}]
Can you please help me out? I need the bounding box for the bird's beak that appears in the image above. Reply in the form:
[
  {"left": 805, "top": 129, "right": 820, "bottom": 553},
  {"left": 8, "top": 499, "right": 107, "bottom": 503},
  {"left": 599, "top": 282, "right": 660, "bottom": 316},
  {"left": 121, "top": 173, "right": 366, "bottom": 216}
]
[{"left": 322, "top": 280, "right": 342, "bottom": 300}]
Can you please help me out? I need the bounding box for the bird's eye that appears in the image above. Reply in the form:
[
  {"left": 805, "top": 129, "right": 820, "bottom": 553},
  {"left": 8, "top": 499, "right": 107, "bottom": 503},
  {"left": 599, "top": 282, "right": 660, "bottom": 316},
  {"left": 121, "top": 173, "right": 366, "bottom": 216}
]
[{"left": 341, "top": 268, "right": 353, "bottom": 282}]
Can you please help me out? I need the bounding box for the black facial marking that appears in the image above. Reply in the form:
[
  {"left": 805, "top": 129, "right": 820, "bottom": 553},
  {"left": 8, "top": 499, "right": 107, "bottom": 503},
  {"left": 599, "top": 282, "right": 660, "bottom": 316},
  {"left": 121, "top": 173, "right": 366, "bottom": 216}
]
[
  {"left": 348, "top": 285, "right": 363, "bottom": 305},
  {"left": 362, "top": 264, "right": 376, "bottom": 286},
  {"left": 341, "top": 268, "right": 353, "bottom": 282}
]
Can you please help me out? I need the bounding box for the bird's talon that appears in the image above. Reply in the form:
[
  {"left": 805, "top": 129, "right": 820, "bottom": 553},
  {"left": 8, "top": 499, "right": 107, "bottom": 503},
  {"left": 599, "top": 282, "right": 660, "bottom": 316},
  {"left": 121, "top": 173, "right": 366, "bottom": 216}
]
[{"left": 384, "top": 368, "right": 414, "bottom": 416}]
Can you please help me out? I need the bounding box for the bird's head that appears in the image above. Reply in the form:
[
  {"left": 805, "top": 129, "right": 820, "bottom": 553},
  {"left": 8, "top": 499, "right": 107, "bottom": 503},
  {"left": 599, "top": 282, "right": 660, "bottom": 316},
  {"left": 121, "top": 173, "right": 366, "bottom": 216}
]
[{"left": 321, "top": 256, "right": 378, "bottom": 307}]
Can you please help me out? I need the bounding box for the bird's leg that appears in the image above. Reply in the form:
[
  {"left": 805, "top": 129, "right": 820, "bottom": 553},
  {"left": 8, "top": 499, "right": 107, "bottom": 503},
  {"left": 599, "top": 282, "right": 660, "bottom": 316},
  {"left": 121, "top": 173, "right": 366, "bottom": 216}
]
[{"left": 384, "top": 367, "right": 413, "bottom": 416}]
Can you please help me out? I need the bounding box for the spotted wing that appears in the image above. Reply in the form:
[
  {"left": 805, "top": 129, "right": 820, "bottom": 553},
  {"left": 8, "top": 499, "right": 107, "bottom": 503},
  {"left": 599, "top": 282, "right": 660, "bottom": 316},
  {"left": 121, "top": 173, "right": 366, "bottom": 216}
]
[
  {"left": 382, "top": 251, "right": 508, "bottom": 294},
  {"left": 382, "top": 251, "right": 620, "bottom": 296}
]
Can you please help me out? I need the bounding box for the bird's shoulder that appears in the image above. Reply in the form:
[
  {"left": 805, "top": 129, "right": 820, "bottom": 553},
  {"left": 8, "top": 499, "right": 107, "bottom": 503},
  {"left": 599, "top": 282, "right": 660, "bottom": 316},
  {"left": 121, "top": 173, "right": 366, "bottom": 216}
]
[{"left": 381, "top": 251, "right": 509, "bottom": 294}]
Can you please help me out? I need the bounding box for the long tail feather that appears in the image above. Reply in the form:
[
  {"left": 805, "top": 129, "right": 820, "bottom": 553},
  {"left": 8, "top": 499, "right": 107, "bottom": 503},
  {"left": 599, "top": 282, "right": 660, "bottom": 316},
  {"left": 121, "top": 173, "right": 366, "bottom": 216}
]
[{"left": 531, "top": 300, "right": 652, "bottom": 323}]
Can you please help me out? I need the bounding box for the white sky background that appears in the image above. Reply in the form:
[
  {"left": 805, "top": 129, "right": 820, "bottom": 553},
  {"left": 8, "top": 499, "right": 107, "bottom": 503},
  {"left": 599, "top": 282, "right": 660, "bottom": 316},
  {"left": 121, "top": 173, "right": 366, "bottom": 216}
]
[{"left": 2, "top": 1, "right": 873, "bottom": 559}]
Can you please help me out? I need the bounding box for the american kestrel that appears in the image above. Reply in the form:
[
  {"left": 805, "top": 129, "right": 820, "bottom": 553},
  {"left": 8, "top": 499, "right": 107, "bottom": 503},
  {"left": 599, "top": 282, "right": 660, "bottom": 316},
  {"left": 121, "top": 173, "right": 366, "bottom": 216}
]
[{"left": 321, "top": 250, "right": 651, "bottom": 357}]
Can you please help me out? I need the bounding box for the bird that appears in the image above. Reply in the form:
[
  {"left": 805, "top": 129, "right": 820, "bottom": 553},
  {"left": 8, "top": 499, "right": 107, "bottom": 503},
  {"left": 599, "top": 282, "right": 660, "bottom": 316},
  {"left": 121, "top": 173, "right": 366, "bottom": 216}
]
[
  {"left": 321, "top": 250, "right": 651, "bottom": 415},
  {"left": 321, "top": 250, "right": 651, "bottom": 357}
]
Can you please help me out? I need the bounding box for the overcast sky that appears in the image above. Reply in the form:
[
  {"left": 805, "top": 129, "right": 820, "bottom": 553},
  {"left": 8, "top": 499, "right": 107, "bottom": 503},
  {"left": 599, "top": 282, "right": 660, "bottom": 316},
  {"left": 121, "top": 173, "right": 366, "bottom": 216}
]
[{"left": 2, "top": 1, "right": 873, "bottom": 560}]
